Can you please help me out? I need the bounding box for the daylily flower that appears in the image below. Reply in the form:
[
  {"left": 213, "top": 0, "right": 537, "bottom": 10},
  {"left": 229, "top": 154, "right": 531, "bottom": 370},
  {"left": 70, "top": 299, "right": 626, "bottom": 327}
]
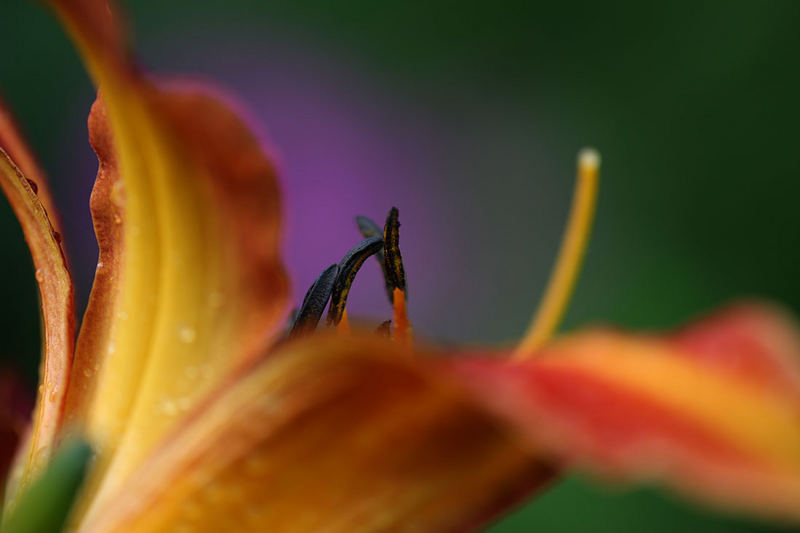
[{"left": 1, "top": 0, "right": 800, "bottom": 531}]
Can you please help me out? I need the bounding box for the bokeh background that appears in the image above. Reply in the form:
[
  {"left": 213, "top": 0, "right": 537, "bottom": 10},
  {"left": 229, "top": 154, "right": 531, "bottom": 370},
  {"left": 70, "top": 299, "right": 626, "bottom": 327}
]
[{"left": 2, "top": 1, "right": 800, "bottom": 531}]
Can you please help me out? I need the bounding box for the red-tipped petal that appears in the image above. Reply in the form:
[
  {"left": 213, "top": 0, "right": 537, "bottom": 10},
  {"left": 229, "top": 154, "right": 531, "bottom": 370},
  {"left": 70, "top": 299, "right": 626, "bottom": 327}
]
[{"left": 451, "top": 303, "right": 800, "bottom": 523}]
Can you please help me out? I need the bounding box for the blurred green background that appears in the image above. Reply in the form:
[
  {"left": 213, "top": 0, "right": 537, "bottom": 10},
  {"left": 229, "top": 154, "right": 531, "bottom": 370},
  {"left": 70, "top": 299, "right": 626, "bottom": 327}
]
[{"left": 1, "top": 1, "right": 799, "bottom": 531}]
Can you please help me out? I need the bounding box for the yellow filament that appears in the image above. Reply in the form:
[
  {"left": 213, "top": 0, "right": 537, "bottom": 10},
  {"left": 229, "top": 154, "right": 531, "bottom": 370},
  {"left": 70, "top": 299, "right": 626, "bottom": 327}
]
[
  {"left": 392, "top": 288, "right": 412, "bottom": 349},
  {"left": 514, "top": 148, "right": 600, "bottom": 358},
  {"left": 337, "top": 309, "right": 351, "bottom": 334}
]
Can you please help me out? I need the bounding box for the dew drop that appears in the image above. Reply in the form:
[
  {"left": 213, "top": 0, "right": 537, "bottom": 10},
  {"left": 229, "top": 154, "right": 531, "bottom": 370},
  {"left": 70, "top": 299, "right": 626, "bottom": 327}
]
[
  {"left": 177, "top": 324, "right": 196, "bottom": 343},
  {"left": 160, "top": 399, "right": 179, "bottom": 416},
  {"left": 83, "top": 368, "right": 93, "bottom": 378},
  {"left": 35, "top": 268, "right": 44, "bottom": 283},
  {"left": 113, "top": 213, "right": 122, "bottom": 225},
  {"left": 110, "top": 180, "right": 125, "bottom": 207},
  {"left": 96, "top": 261, "right": 104, "bottom": 270}
]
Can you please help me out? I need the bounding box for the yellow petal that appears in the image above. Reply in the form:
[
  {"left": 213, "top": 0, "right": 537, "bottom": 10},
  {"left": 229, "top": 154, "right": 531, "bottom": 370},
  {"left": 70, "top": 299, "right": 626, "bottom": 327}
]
[
  {"left": 45, "top": 0, "right": 289, "bottom": 520},
  {"left": 80, "top": 335, "right": 551, "bottom": 533}
]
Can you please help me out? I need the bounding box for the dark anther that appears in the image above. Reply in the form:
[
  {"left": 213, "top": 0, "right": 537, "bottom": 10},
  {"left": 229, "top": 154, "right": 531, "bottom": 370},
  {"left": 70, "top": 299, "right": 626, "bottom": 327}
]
[
  {"left": 356, "top": 215, "right": 394, "bottom": 303},
  {"left": 375, "top": 320, "right": 392, "bottom": 337},
  {"left": 288, "top": 264, "right": 338, "bottom": 338},
  {"left": 382, "top": 207, "right": 407, "bottom": 300},
  {"left": 327, "top": 236, "right": 384, "bottom": 326}
]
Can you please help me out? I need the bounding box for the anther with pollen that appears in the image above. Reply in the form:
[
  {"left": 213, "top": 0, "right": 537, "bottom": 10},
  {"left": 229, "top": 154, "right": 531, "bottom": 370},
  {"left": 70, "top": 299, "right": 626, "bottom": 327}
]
[
  {"left": 382, "top": 207, "right": 407, "bottom": 299},
  {"left": 327, "top": 236, "right": 384, "bottom": 327},
  {"left": 356, "top": 215, "right": 392, "bottom": 303},
  {"left": 287, "top": 263, "right": 338, "bottom": 338},
  {"left": 288, "top": 207, "right": 412, "bottom": 344}
]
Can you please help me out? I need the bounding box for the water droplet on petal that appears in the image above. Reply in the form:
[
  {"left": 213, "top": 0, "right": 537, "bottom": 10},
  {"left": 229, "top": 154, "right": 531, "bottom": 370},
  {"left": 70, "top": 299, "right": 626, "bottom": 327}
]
[
  {"left": 35, "top": 268, "right": 44, "bottom": 283},
  {"left": 161, "top": 399, "right": 179, "bottom": 416},
  {"left": 178, "top": 324, "right": 196, "bottom": 343},
  {"left": 110, "top": 180, "right": 125, "bottom": 207}
]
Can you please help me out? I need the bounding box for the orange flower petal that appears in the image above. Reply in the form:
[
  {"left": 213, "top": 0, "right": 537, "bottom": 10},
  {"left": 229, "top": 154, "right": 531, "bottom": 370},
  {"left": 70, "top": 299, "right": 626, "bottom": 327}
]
[
  {"left": 0, "top": 95, "right": 62, "bottom": 233},
  {"left": 0, "top": 142, "right": 74, "bottom": 504},
  {"left": 62, "top": 96, "right": 124, "bottom": 430},
  {"left": 45, "top": 0, "right": 289, "bottom": 519},
  {"left": 79, "top": 336, "right": 552, "bottom": 533},
  {"left": 451, "top": 303, "right": 800, "bottom": 523}
]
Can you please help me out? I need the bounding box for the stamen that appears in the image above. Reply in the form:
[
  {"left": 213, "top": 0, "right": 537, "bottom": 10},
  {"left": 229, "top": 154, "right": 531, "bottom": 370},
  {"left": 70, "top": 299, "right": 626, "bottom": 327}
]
[
  {"left": 382, "top": 207, "right": 407, "bottom": 298},
  {"left": 288, "top": 264, "right": 338, "bottom": 338},
  {"left": 337, "top": 309, "right": 352, "bottom": 334},
  {"left": 392, "top": 287, "right": 412, "bottom": 347},
  {"left": 515, "top": 148, "right": 600, "bottom": 357},
  {"left": 356, "top": 215, "right": 393, "bottom": 303},
  {"left": 327, "top": 236, "right": 384, "bottom": 326}
]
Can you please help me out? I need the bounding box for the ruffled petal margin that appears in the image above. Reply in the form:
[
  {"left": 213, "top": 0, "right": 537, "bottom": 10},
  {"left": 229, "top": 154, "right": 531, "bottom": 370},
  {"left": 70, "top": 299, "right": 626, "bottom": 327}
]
[{"left": 45, "top": 0, "right": 289, "bottom": 522}]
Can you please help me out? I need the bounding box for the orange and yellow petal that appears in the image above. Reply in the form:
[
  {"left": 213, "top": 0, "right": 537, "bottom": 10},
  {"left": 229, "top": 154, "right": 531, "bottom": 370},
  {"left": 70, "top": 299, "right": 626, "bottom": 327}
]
[
  {"left": 451, "top": 303, "right": 800, "bottom": 523},
  {"left": 0, "top": 141, "right": 74, "bottom": 504},
  {"left": 79, "top": 335, "right": 551, "bottom": 533},
  {"left": 62, "top": 96, "right": 124, "bottom": 431},
  {"left": 0, "top": 95, "right": 62, "bottom": 233},
  {"left": 44, "top": 0, "right": 289, "bottom": 521}
]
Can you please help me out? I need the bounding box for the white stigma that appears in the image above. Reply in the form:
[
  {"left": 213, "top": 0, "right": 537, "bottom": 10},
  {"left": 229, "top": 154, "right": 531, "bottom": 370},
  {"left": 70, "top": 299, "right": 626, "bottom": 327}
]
[{"left": 578, "top": 147, "right": 601, "bottom": 172}]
